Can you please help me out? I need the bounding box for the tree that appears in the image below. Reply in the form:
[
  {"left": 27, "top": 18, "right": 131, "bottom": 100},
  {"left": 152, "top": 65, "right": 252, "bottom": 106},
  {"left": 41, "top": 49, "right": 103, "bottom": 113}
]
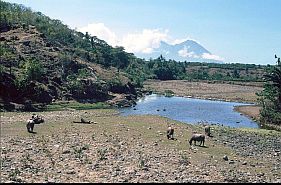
[
  {"left": 90, "top": 36, "right": 94, "bottom": 49},
  {"left": 233, "top": 69, "right": 240, "bottom": 78},
  {"left": 257, "top": 56, "right": 281, "bottom": 126},
  {"left": 85, "top": 32, "right": 90, "bottom": 41},
  {"left": 263, "top": 64, "right": 281, "bottom": 109}
]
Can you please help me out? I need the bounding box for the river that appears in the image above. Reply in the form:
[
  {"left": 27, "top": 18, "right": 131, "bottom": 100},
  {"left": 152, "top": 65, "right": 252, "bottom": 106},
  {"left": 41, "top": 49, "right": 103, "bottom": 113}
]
[{"left": 119, "top": 94, "right": 259, "bottom": 128}]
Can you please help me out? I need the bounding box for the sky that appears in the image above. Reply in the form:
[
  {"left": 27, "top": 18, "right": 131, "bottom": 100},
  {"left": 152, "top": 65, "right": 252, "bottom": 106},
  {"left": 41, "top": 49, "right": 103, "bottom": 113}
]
[{"left": 3, "top": 0, "right": 281, "bottom": 65}]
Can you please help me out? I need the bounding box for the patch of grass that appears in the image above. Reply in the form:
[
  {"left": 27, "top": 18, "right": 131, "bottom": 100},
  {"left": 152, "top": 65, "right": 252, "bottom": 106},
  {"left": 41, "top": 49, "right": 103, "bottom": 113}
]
[
  {"left": 91, "top": 134, "right": 96, "bottom": 141},
  {"left": 139, "top": 158, "right": 146, "bottom": 168},
  {"left": 164, "top": 90, "right": 175, "bottom": 97},
  {"left": 138, "top": 153, "right": 147, "bottom": 169},
  {"left": 97, "top": 148, "right": 107, "bottom": 161},
  {"left": 73, "top": 147, "right": 84, "bottom": 159},
  {"left": 238, "top": 127, "right": 281, "bottom": 136},
  {"left": 9, "top": 168, "right": 21, "bottom": 181},
  {"left": 43, "top": 101, "right": 111, "bottom": 111},
  {"left": 179, "top": 153, "right": 190, "bottom": 165},
  {"left": 72, "top": 144, "right": 90, "bottom": 162}
]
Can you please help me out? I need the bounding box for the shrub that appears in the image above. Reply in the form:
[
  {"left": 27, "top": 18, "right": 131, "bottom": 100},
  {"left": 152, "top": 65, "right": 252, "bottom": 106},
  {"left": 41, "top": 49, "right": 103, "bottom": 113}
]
[{"left": 16, "top": 58, "right": 45, "bottom": 88}]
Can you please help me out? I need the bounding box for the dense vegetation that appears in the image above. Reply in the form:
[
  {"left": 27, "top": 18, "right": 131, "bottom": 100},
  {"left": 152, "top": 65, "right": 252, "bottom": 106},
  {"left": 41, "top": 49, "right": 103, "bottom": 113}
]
[
  {"left": 0, "top": 1, "right": 141, "bottom": 110},
  {"left": 257, "top": 59, "right": 281, "bottom": 127}
]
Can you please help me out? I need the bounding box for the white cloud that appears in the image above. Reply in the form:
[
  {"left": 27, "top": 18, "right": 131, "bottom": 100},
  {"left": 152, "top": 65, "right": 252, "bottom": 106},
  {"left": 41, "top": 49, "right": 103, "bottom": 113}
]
[
  {"left": 202, "top": 53, "right": 224, "bottom": 61},
  {"left": 78, "top": 22, "right": 217, "bottom": 59},
  {"left": 78, "top": 23, "right": 171, "bottom": 54},
  {"left": 121, "top": 29, "right": 169, "bottom": 53},
  {"left": 178, "top": 46, "right": 199, "bottom": 58},
  {"left": 78, "top": 23, "right": 118, "bottom": 46}
]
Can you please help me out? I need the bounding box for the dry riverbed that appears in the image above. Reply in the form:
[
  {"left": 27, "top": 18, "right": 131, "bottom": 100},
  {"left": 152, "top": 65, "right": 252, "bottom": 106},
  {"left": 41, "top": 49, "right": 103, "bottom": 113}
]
[{"left": 1, "top": 109, "right": 281, "bottom": 183}]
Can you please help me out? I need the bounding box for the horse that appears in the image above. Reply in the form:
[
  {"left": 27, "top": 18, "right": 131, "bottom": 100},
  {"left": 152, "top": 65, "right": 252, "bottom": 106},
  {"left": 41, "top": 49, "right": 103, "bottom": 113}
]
[
  {"left": 26, "top": 116, "right": 44, "bottom": 133},
  {"left": 189, "top": 133, "right": 205, "bottom": 146}
]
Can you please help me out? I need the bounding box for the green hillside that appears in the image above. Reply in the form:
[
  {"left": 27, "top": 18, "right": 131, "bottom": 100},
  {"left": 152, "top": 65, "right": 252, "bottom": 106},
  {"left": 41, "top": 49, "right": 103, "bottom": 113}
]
[
  {"left": 0, "top": 1, "right": 272, "bottom": 112},
  {"left": 0, "top": 1, "right": 141, "bottom": 111}
]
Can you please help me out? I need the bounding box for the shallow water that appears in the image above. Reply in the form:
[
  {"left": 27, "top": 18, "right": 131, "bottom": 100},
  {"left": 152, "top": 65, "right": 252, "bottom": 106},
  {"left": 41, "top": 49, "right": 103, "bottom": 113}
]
[{"left": 119, "top": 94, "right": 259, "bottom": 128}]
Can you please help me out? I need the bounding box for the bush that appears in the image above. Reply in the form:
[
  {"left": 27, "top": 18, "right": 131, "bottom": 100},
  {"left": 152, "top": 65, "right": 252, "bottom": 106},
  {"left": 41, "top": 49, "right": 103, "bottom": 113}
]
[
  {"left": 164, "top": 90, "right": 174, "bottom": 97},
  {"left": 16, "top": 59, "right": 45, "bottom": 88}
]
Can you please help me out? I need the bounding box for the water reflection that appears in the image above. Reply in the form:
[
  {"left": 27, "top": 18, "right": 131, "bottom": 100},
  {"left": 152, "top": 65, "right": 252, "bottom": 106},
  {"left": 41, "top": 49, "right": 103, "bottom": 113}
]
[{"left": 119, "top": 94, "right": 259, "bottom": 128}]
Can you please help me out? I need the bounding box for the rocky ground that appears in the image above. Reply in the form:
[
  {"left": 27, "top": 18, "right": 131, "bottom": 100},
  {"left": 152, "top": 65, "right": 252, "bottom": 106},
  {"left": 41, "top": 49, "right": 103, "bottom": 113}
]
[{"left": 1, "top": 109, "right": 281, "bottom": 183}]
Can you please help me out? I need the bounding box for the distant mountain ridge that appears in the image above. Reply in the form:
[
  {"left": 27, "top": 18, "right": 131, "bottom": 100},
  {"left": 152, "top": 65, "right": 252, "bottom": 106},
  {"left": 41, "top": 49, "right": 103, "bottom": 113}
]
[{"left": 136, "top": 40, "right": 223, "bottom": 63}]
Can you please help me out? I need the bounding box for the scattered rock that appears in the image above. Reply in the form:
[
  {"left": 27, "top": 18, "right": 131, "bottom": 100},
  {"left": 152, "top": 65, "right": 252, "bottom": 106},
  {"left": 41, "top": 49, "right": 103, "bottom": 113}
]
[
  {"left": 62, "top": 150, "right": 71, "bottom": 154},
  {"left": 66, "top": 170, "right": 76, "bottom": 175},
  {"left": 223, "top": 155, "right": 228, "bottom": 161}
]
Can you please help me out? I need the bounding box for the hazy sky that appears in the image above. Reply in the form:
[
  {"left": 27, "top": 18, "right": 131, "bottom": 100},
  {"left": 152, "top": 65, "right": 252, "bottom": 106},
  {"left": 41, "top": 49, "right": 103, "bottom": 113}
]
[{"left": 4, "top": 0, "right": 281, "bottom": 65}]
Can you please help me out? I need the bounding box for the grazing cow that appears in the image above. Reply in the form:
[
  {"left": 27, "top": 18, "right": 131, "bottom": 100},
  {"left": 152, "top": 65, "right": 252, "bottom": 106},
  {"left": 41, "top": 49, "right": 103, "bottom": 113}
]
[
  {"left": 204, "top": 125, "right": 211, "bottom": 137},
  {"left": 26, "top": 115, "right": 44, "bottom": 133},
  {"left": 189, "top": 134, "right": 205, "bottom": 146},
  {"left": 167, "top": 125, "right": 175, "bottom": 140},
  {"left": 73, "top": 118, "right": 93, "bottom": 124}
]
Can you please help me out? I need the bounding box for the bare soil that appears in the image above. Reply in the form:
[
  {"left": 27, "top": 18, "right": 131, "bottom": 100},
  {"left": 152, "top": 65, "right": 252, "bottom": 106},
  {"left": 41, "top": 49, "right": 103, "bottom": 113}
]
[{"left": 1, "top": 109, "right": 281, "bottom": 183}]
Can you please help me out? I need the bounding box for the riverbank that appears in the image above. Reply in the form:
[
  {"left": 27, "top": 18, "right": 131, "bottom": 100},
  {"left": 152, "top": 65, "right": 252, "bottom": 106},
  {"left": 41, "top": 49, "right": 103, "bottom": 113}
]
[
  {"left": 1, "top": 109, "right": 281, "bottom": 183},
  {"left": 143, "top": 80, "right": 281, "bottom": 131},
  {"left": 143, "top": 79, "right": 265, "bottom": 122},
  {"left": 234, "top": 105, "right": 261, "bottom": 122},
  {"left": 143, "top": 80, "right": 263, "bottom": 104}
]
